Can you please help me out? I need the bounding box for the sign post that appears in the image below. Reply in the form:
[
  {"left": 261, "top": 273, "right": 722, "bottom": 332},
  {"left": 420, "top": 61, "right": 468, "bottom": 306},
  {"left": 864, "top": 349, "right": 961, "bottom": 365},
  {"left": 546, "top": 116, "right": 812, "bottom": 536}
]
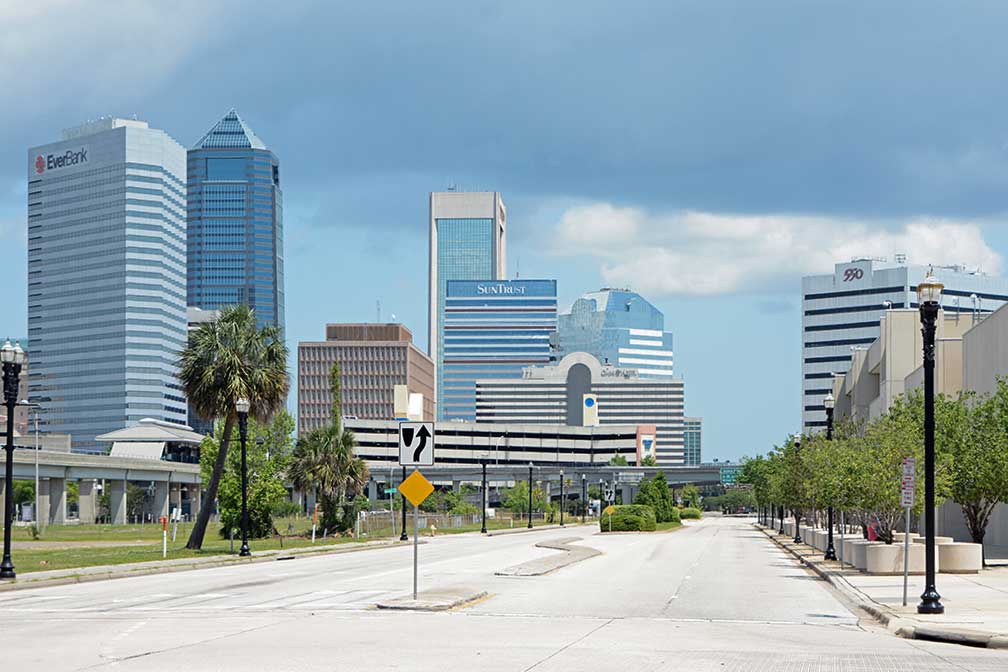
[
  {"left": 398, "top": 470, "right": 434, "bottom": 600},
  {"left": 901, "top": 457, "right": 917, "bottom": 606},
  {"left": 311, "top": 503, "right": 318, "bottom": 544},
  {"left": 160, "top": 516, "right": 168, "bottom": 558}
]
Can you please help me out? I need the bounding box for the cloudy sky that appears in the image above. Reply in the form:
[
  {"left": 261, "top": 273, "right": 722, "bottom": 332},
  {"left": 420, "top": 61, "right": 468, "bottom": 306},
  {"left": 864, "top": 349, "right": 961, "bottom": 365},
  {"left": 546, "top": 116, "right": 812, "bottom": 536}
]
[{"left": 3, "top": 1, "right": 1008, "bottom": 460}]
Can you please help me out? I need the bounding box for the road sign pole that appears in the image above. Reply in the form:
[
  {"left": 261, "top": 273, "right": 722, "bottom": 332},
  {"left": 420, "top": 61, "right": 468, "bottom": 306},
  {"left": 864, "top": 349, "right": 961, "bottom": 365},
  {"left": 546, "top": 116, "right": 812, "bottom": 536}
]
[
  {"left": 400, "top": 466, "right": 408, "bottom": 541},
  {"left": 413, "top": 504, "right": 419, "bottom": 600},
  {"left": 903, "top": 506, "right": 911, "bottom": 606}
]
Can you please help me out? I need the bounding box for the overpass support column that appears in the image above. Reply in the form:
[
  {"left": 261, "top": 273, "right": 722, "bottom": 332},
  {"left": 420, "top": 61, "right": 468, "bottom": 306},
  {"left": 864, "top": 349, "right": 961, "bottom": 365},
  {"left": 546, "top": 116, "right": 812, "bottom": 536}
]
[
  {"left": 367, "top": 480, "right": 378, "bottom": 504},
  {"left": 109, "top": 479, "right": 127, "bottom": 524},
  {"left": 153, "top": 481, "right": 169, "bottom": 520},
  {"left": 170, "top": 483, "right": 182, "bottom": 517},
  {"left": 78, "top": 480, "right": 96, "bottom": 524},
  {"left": 49, "top": 477, "right": 66, "bottom": 525},
  {"left": 190, "top": 486, "right": 201, "bottom": 521},
  {"left": 37, "top": 478, "right": 51, "bottom": 526},
  {"left": 621, "top": 484, "right": 632, "bottom": 506}
]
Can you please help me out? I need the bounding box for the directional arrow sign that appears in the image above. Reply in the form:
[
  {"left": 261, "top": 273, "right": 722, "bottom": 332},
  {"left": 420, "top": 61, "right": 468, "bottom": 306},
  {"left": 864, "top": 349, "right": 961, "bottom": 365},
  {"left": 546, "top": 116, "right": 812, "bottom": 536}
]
[{"left": 399, "top": 421, "right": 435, "bottom": 466}]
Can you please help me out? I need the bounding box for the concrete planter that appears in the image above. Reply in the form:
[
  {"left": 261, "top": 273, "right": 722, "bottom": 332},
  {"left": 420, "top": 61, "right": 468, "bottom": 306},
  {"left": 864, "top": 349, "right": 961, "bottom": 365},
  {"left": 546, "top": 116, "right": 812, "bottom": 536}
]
[
  {"left": 893, "top": 532, "right": 920, "bottom": 542},
  {"left": 850, "top": 540, "right": 882, "bottom": 570},
  {"left": 937, "top": 542, "right": 982, "bottom": 574},
  {"left": 838, "top": 536, "right": 865, "bottom": 564},
  {"left": 801, "top": 527, "right": 813, "bottom": 545},
  {"left": 813, "top": 529, "right": 828, "bottom": 551},
  {"left": 866, "top": 542, "right": 930, "bottom": 575},
  {"left": 912, "top": 536, "right": 954, "bottom": 545}
]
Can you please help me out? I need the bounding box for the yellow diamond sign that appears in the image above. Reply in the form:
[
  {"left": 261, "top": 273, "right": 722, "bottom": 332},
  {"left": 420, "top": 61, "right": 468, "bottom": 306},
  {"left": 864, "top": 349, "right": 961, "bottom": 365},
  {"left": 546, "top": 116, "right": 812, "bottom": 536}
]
[{"left": 398, "top": 469, "right": 434, "bottom": 508}]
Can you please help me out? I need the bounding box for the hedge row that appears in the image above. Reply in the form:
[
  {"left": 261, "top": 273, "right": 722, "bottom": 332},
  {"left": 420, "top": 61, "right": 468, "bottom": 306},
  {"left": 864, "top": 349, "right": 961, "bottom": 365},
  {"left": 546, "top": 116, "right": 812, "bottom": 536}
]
[
  {"left": 680, "top": 507, "right": 702, "bottom": 520},
  {"left": 600, "top": 504, "right": 657, "bottom": 532}
]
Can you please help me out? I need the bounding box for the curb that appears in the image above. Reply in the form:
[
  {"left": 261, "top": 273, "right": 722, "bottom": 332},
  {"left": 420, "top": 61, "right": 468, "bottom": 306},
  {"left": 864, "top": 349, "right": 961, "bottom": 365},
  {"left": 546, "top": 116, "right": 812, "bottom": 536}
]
[
  {"left": 495, "top": 537, "right": 602, "bottom": 576},
  {"left": 0, "top": 539, "right": 411, "bottom": 592},
  {"left": 375, "top": 589, "right": 489, "bottom": 612},
  {"left": 754, "top": 524, "right": 1008, "bottom": 650},
  {"left": 484, "top": 522, "right": 592, "bottom": 537}
]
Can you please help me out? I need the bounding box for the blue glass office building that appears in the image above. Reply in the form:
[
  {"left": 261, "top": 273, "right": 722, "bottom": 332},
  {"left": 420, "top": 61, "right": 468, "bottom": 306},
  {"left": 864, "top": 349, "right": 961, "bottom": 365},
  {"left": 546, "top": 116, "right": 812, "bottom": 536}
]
[
  {"left": 428, "top": 191, "right": 506, "bottom": 419},
  {"left": 187, "top": 110, "right": 284, "bottom": 330},
  {"left": 28, "top": 118, "right": 188, "bottom": 452},
  {"left": 683, "top": 417, "right": 702, "bottom": 465},
  {"left": 556, "top": 289, "right": 674, "bottom": 376},
  {"left": 442, "top": 279, "right": 557, "bottom": 421}
]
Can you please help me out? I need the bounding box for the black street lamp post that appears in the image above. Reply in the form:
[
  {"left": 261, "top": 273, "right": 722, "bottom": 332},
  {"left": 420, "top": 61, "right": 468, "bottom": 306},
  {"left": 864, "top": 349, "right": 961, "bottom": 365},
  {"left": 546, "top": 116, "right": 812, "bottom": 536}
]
[
  {"left": 400, "top": 466, "right": 408, "bottom": 541},
  {"left": 236, "top": 398, "right": 251, "bottom": 557},
  {"left": 527, "top": 462, "right": 534, "bottom": 529},
  {"left": 581, "top": 474, "right": 587, "bottom": 523},
  {"left": 793, "top": 435, "right": 803, "bottom": 545},
  {"left": 1, "top": 340, "right": 26, "bottom": 579},
  {"left": 560, "top": 470, "right": 565, "bottom": 527},
  {"left": 480, "top": 460, "right": 488, "bottom": 534},
  {"left": 778, "top": 504, "right": 785, "bottom": 535},
  {"left": 824, "top": 392, "right": 837, "bottom": 561},
  {"left": 917, "top": 271, "right": 945, "bottom": 615}
]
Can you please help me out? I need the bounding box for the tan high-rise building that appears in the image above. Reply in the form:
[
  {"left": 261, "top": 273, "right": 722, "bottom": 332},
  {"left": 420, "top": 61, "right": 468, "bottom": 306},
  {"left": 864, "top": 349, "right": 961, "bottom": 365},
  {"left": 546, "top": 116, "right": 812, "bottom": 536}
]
[{"left": 298, "top": 324, "right": 435, "bottom": 435}]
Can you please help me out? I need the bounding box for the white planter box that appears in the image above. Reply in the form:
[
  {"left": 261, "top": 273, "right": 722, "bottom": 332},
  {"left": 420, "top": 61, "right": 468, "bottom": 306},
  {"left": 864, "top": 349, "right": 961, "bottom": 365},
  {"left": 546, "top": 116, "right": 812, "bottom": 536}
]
[
  {"left": 866, "top": 542, "right": 930, "bottom": 575},
  {"left": 912, "top": 536, "right": 954, "bottom": 545},
  {"left": 850, "top": 540, "right": 882, "bottom": 570},
  {"left": 938, "top": 542, "right": 982, "bottom": 574}
]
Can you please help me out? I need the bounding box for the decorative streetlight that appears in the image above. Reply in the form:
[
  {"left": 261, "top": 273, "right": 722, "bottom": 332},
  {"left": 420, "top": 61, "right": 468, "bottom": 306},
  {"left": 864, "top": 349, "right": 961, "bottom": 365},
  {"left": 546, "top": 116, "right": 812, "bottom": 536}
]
[
  {"left": 559, "top": 470, "right": 565, "bottom": 528},
  {"left": 823, "top": 392, "right": 837, "bottom": 561},
  {"left": 917, "top": 271, "right": 944, "bottom": 615},
  {"left": 235, "top": 397, "right": 252, "bottom": 557},
  {"left": 527, "top": 462, "right": 534, "bottom": 529},
  {"left": 581, "top": 474, "right": 587, "bottom": 523},
  {"left": 400, "top": 465, "right": 408, "bottom": 541},
  {"left": 480, "top": 459, "right": 488, "bottom": 534},
  {"left": 1, "top": 340, "right": 26, "bottom": 578},
  {"left": 793, "top": 435, "right": 803, "bottom": 545}
]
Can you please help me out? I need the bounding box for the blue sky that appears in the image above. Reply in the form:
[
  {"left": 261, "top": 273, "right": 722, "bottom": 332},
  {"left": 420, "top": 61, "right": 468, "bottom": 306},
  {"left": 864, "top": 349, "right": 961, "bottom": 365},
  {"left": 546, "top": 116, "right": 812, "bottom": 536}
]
[{"left": 3, "top": 2, "right": 1008, "bottom": 461}]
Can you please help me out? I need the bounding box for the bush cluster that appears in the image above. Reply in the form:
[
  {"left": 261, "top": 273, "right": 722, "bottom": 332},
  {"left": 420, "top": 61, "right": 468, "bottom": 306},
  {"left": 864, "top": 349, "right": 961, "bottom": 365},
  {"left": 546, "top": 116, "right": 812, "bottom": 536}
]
[
  {"left": 600, "top": 504, "right": 657, "bottom": 532},
  {"left": 680, "top": 507, "right": 702, "bottom": 520}
]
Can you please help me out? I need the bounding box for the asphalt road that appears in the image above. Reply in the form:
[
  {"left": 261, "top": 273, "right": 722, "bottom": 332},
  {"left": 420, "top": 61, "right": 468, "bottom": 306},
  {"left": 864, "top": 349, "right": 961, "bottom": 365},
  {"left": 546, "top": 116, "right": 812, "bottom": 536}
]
[{"left": 2, "top": 516, "right": 1007, "bottom": 671}]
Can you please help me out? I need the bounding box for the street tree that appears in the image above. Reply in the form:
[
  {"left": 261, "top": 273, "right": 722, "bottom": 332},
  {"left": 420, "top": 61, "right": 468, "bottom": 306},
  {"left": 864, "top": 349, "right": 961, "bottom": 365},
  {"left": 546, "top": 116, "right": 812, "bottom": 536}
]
[{"left": 180, "top": 305, "right": 289, "bottom": 549}]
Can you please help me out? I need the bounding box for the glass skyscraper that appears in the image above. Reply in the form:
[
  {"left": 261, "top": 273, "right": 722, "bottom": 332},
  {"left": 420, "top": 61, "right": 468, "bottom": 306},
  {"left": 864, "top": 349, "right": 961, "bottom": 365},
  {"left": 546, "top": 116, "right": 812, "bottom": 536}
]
[
  {"left": 187, "top": 110, "right": 284, "bottom": 330},
  {"left": 556, "top": 288, "right": 674, "bottom": 376},
  {"left": 28, "top": 118, "right": 188, "bottom": 452},
  {"left": 683, "top": 417, "right": 702, "bottom": 465},
  {"left": 442, "top": 279, "right": 557, "bottom": 421},
  {"left": 428, "top": 191, "right": 506, "bottom": 419}
]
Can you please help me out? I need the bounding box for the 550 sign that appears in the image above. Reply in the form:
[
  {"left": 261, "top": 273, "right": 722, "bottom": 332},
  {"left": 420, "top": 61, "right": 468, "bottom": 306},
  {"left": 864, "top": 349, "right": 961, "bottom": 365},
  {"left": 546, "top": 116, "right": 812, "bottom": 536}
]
[{"left": 842, "top": 268, "right": 865, "bottom": 282}]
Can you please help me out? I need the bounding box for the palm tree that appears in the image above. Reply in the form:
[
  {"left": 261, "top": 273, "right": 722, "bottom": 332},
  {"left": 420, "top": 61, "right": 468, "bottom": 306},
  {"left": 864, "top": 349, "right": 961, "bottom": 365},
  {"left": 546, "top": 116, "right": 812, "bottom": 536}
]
[
  {"left": 179, "top": 305, "right": 288, "bottom": 549},
  {"left": 288, "top": 423, "right": 369, "bottom": 531}
]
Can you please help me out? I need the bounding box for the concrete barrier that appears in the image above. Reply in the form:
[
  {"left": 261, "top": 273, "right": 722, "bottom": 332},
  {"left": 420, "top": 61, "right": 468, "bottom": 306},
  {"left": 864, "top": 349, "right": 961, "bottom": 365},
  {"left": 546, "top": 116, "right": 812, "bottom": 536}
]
[
  {"left": 850, "top": 540, "right": 882, "bottom": 570},
  {"left": 937, "top": 542, "right": 983, "bottom": 574},
  {"left": 866, "top": 542, "right": 930, "bottom": 575},
  {"left": 840, "top": 536, "right": 866, "bottom": 563},
  {"left": 912, "top": 535, "right": 954, "bottom": 545},
  {"left": 893, "top": 532, "right": 920, "bottom": 542},
  {"left": 801, "top": 527, "right": 813, "bottom": 545}
]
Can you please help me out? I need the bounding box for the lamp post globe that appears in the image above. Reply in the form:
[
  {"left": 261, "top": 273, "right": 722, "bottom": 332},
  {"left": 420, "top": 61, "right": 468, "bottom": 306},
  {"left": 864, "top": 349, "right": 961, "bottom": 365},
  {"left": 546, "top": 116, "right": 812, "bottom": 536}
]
[
  {"left": 823, "top": 392, "right": 837, "bottom": 561},
  {"left": 235, "top": 397, "right": 252, "bottom": 557},
  {"left": 917, "top": 271, "right": 944, "bottom": 614},
  {"left": 1, "top": 340, "right": 26, "bottom": 578}
]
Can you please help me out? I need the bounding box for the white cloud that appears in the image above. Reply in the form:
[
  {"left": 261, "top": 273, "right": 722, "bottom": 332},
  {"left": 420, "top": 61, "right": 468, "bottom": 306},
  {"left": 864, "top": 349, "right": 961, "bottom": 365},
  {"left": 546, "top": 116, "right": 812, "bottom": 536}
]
[{"left": 554, "top": 204, "right": 1003, "bottom": 296}]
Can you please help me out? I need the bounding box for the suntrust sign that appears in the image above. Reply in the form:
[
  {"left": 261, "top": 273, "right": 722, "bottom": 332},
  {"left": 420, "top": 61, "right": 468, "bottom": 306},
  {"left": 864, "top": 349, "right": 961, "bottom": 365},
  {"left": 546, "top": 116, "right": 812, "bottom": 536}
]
[
  {"left": 477, "top": 283, "right": 526, "bottom": 295},
  {"left": 32, "top": 146, "right": 89, "bottom": 175}
]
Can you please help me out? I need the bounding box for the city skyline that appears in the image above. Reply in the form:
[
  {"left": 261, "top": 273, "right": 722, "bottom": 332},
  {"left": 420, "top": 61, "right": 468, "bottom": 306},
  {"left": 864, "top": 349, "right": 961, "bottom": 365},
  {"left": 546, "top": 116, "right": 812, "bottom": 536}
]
[{"left": 6, "top": 4, "right": 1008, "bottom": 461}]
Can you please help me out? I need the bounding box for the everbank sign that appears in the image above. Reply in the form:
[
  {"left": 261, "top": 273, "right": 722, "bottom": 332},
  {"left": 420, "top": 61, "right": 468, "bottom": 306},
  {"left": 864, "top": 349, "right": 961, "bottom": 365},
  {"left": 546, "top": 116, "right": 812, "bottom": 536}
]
[{"left": 33, "top": 146, "right": 89, "bottom": 175}]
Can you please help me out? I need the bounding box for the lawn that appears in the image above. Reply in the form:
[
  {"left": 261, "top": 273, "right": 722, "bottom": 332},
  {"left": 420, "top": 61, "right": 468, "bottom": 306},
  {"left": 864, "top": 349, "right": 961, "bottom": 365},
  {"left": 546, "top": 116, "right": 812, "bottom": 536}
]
[{"left": 7, "top": 515, "right": 596, "bottom": 574}]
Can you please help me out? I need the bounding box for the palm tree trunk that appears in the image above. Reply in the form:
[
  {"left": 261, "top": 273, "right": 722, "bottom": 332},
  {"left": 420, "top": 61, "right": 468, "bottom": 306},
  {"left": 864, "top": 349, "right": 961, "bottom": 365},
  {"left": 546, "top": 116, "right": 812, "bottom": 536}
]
[{"left": 186, "top": 414, "right": 235, "bottom": 550}]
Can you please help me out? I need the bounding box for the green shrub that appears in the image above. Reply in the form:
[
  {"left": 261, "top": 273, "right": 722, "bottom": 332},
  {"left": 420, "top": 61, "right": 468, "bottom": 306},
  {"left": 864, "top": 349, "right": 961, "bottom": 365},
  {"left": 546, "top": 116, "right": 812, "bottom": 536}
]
[
  {"left": 680, "top": 507, "right": 702, "bottom": 520},
  {"left": 600, "top": 504, "right": 657, "bottom": 532},
  {"left": 666, "top": 507, "right": 681, "bottom": 523}
]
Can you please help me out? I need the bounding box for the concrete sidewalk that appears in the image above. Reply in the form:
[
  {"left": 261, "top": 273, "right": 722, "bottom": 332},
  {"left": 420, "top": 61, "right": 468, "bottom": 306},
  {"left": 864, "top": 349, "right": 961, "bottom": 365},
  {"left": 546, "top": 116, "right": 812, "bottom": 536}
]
[{"left": 757, "top": 524, "right": 1008, "bottom": 649}]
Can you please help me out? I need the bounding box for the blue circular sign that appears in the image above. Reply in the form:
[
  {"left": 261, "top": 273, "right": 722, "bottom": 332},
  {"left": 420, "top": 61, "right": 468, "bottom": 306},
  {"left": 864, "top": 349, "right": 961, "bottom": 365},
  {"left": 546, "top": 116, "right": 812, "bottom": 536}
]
[{"left": 584, "top": 397, "right": 595, "bottom": 408}]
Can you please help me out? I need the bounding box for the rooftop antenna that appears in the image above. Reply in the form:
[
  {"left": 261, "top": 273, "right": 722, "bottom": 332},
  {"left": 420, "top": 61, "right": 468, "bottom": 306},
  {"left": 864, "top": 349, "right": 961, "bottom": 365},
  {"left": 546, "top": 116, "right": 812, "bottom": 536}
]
[
  {"left": 376, "top": 300, "right": 381, "bottom": 323},
  {"left": 516, "top": 257, "right": 520, "bottom": 279}
]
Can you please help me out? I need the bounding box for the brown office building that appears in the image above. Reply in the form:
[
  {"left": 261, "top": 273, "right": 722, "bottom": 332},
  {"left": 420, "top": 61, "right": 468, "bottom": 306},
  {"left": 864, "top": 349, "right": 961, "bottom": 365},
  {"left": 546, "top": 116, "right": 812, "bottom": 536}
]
[{"left": 298, "top": 324, "right": 435, "bottom": 434}]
